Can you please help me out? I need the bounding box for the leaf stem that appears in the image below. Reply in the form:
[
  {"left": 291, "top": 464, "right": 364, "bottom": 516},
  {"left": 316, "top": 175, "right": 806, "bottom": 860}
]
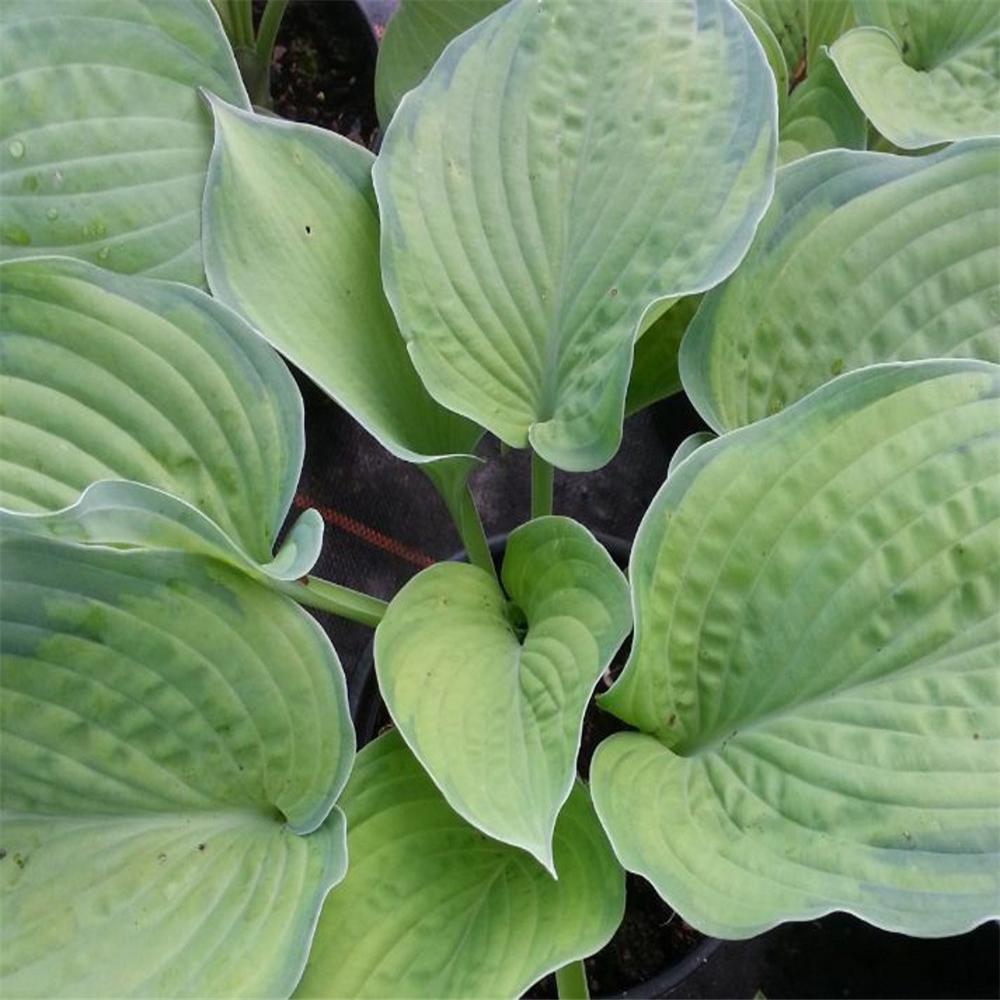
[
  {"left": 531, "top": 450, "right": 554, "bottom": 519},
  {"left": 451, "top": 484, "right": 498, "bottom": 583},
  {"left": 254, "top": 0, "right": 290, "bottom": 64},
  {"left": 274, "top": 575, "right": 387, "bottom": 628},
  {"left": 213, "top": 0, "right": 254, "bottom": 48},
  {"left": 555, "top": 960, "right": 590, "bottom": 1000}
]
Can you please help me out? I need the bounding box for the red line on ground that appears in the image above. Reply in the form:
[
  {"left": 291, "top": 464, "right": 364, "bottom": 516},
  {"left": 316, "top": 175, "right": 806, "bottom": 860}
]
[{"left": 294, "top": 492, "right": 436, "bottom": 569}]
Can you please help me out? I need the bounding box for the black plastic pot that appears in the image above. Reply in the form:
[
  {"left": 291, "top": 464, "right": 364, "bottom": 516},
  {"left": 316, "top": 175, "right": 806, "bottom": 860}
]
[
  {"left": 348, "top": 531, "right": 720, "bottom": 1000},
  {"left": 606, "top": 936, "right": 720, "bottom": 1000}
]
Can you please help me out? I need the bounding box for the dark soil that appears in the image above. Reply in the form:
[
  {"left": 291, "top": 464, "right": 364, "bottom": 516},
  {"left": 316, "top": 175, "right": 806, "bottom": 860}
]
[
  {"left": 260, "top": 0, "right": 381, "bottom": 146},
  {"left": 523, "top": 870, "right": 708, "bottom": 999}
]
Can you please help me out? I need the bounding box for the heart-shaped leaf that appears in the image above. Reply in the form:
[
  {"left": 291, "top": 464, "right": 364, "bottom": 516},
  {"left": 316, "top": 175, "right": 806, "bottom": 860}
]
[
  {"left": 373, "top": 0, "right": 777, "bottom": 472},
  {"left": 375, "top": 517, "right": 630, "bottom": 870},
  {"left": 0, "top": 532, "right": 354, "bottom": 997},
  {"left": 829, "top": 0, "right": 1000, "bottom": 149},
  {"left": 294, "top": 730, "right": 624, "bottom": 1000},
  {"left": 681, "top": 138, "right": 1000, "bottom": 432},
  {"left": 202, "top": 96, "right": 482, "bottom": 500},
  {"left": 374, "top": 0, "right": 508, "bottom": 128},
  {"left": 0, "top": 256, "right": 307, "bottom": 566},
  {"left": 0, "top": 0, "right": 247, "bottom": 284},
  {"left": 592, "top": 360, "right": 1000, "bottom": 938}
]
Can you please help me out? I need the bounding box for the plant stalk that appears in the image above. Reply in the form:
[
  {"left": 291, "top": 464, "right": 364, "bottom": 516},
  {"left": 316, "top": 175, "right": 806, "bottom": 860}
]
[
  {"left": 452, "top": 483, "right": 499, "bottom": 583},
  {"left": 254, "top": 0, "right": 290, "bottom": 64},
  {"left": 274, "top": 575, "right": 387, "bottom": 628},
  {"left": 555, "top": 960, "right": 590, "bottom": 1000},
  {"left": 233, "top": 0, "right": 255, "bottom": 48},
  {"left": 531, "top": 450, "right": 554, "bottom": 519},
  {"left": 212, "top": 0, "right": 254, "bottom": 49}
]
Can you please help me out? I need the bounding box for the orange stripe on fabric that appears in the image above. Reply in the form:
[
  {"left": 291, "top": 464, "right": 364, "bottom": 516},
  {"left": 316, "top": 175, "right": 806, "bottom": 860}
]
[{"left": 294, "top": 492, "right": 436, "bottom": 569}]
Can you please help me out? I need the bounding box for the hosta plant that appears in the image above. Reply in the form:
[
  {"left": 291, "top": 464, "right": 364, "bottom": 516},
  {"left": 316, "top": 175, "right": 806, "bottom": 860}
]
[{"left": 0, "top": 0, "right": 997, "bottom": 997}]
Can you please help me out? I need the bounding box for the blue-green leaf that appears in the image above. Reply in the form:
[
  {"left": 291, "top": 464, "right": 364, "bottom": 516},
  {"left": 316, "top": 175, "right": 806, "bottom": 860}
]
[
  {"left": 295, "top": 730, "right": 624, "bottom": 1000},
  {"left": 593, "top": 360, "right": 1000, "bottom": 938},
  {"left": 1, "top": 533, "right": 354, "bottom": 996},
  {"left": 830, "top": 0, "right": 1000, "bottom": 149},
  {"left": 374, "top": 0, "right": 508, "bottom": 128},
  {"left": 0, "top": 0, "right": 248, "bottom": 283},
  {"left": 681, "top": 139, "right": 1000, "bottom": 432},
  {"left": 0, "top": 256, "right": 308, "bottom": 568},
  {"left": 374, "top": 0, "right": 777, "bottom": 471}
]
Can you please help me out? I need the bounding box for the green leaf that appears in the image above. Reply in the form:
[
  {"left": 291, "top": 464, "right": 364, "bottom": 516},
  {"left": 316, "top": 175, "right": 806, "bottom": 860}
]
[
  {"left": 778, "top": 47, "right": 867, "bottom": 163},
  {"left": 592, "top": 360, "right": 1000, "bottom": 938},
  {"left": 295, "top": 730, "right": 625, "bottom": 1000},
  {"left": 374, "top": 0, "right": 777, "bottom": 472},
  {"left": 804, "top": 0, "right": 854, "bottom": 71},
  {"left": 737, "top": 0, "right": 857, "bottom": 150},
  {"left": 738, "top": 0, "right": 805, "bottom": 84},
  {"left": 0, "top": 0, "right": 248, "bottom": 284},
  {"left": 740, "top": 0, "right": 854, "bottom": 82},
  {"left": 829, "top": 0, "right": 1000, "bottom": 149},
  {"left": 1, "top": 481, "right": 323, "bottom": 584},
  {"left": 374, "top": 0, "right": 508, "bottom": 128},
  {"left": 375, "top": 517, "right": 630, "bottom": 870},
  {"left": 625, "top": 296, "right": 702, "bottom": 416},
  {"left": 201, "top": 96, "right": 482, "bottom": 492},
  {"left": 666, "top": 432, "right": 715, "bottom": 477},
  {"left": 734, "top": 1, "right": 789, "bottom": 120},
  {"left": 0, "top": 256, "right": 306, "bottom": 565},
  {"left": 681, "top": 138, "right": 1000, "bottom": 432},
  {"left": 0, "top": 532, "right": 354, "bottom": 996}
]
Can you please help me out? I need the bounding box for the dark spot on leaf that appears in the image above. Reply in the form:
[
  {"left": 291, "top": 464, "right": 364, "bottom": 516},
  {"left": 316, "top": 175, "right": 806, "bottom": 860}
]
[
  {"left": 667, "top": 713, "right": 676, "bottom": 727},
  {"left": 973, "top": 732, "right": 980, "bottom": 740},
  {"left": 304, "top": 224, "right": 312, "bottom": 235},
  {"left": 609, "top": 287, "right": 618, "bottom": 297},
  {"left": 790, "top": 51, "right": 807, "bottom": 90},
  {"left": 197, "top": 843, "right": 206, "bottom": 852},
  {"left": 0, "top": 847, "right": 6, "bottom": 860}
]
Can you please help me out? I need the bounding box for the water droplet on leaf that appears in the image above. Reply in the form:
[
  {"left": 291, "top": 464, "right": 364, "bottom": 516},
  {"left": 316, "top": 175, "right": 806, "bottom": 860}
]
[{"left": 8, "top": 139, "right": 25, "bottom": 160}]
